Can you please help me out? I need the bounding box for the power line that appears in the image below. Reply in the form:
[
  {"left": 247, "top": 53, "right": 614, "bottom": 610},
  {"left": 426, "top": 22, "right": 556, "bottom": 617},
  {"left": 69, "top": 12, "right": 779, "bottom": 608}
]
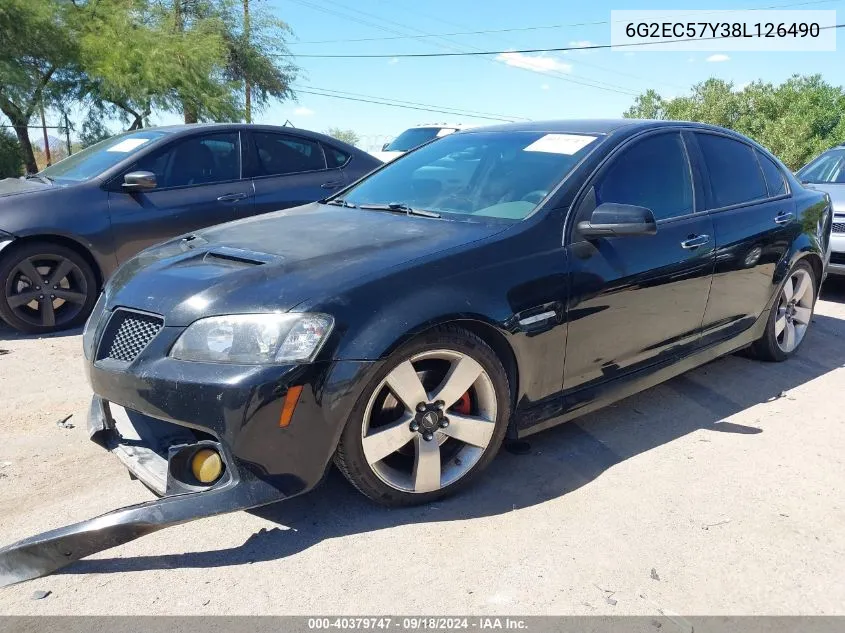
[
  {"left": 294, "top": 88, "right": 521, "bottom": 122},
  {"left": 277, "top": 23, "right": 845, "bottom": 58},
  {"left": 301, "top": 85, "right": 531, "bottom": 121},
  {"left": 289, "top": 0, "right": 642, "bottom": 96},
  {"left": 289, "top": 0, "right": 841, "bottom": 45}
]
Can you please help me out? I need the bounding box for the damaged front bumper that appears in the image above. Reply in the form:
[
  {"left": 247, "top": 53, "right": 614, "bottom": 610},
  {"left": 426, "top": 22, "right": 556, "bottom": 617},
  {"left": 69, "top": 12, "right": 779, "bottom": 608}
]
[{"left": 0, "top": 351, "right": 376, "bottom": 586}]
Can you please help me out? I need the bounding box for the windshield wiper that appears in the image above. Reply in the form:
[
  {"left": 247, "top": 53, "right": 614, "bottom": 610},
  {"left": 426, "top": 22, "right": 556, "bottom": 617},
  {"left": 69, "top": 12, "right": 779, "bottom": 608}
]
[
  {"left": 324, "top": 198, "right": 356, "bottom": 208},
  {"left": 25, "top": 174, "right": 54, "bottom": 185},
  {"left": 359, "top": 202, "right": 441, "bottom": 218}
]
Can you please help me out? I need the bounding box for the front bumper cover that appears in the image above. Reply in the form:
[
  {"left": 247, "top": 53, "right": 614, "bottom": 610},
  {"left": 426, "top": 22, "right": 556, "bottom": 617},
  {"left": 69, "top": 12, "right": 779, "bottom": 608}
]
[{"left": 0, "top": 353, "right": 377, "bottom": 586}]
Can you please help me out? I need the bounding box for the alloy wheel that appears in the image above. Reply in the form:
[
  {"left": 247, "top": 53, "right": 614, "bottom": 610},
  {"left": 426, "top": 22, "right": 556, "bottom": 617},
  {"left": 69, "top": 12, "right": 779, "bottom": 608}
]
[
  {"left": 361, "top": 349, "right": 498, "bottom": 494},
  {"left": 774, "top": 267, "right": 814, "bottom": 353},
  {"left": 4, "top": 254, "right": 89, "bottom": 329}
]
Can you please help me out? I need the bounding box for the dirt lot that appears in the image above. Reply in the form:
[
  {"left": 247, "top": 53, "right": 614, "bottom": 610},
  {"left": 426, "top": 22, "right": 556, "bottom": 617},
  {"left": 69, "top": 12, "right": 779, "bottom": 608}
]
[{"left": 0, "top": 280, "right": 843, "bottom": 615}]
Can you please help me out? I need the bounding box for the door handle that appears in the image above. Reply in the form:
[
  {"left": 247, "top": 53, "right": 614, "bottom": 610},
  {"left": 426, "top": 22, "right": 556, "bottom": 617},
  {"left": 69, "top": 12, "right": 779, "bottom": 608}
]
[
  {"left": 217, "top": 192, "right": 249, "bottom": 202},
  {"left": 321, "top": 181, "right": 344, "bottom": 189},
  {"left": 680, "top": 234, "right": 710, "bottom": 249},
  {"left": 774, "top": 212, "right": 794, "bottom": 225}
]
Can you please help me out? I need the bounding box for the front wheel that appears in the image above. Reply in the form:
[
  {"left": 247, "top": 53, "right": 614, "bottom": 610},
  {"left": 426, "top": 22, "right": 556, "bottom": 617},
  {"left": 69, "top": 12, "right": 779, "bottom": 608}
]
[
  {"left": 334, "top": 325, "right": 511, "bottom": 506},
  {"left": 749, "top": 259, "right": 816, "bottom": 362},
  {"left": 0, "top": 242, "right": 98, "bottom": 334}
]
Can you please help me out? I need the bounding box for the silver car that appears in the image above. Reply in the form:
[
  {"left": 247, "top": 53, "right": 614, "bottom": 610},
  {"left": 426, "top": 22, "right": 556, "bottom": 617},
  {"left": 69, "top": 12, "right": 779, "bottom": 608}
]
[{"left": 798, "top": 144, "right": 845, "bottom": 275}]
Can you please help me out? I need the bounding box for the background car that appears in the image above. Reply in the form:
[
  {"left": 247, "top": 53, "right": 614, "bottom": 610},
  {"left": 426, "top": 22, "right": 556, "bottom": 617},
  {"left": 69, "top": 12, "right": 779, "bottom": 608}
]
[
  {"left": 0, "top": 123, "right": 382, "bottom": 334},
  {"left": 797, "top": 143, "right": 845, "bottom": 275},
  {"left": 373, "top": 123, "right": 474, "bottom": 163}
]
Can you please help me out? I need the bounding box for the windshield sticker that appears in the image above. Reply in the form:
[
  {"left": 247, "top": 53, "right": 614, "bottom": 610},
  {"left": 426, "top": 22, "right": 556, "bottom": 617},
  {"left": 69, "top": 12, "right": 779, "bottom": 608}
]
[
  {"left": 436, "top": 128, "right": 457, "bottom": 137},
  {"left": 523, "top": 134, "right": 597, "bottom": 155},
  {"left": 107, "top": 138, "right": 153, "bottom": 153}
]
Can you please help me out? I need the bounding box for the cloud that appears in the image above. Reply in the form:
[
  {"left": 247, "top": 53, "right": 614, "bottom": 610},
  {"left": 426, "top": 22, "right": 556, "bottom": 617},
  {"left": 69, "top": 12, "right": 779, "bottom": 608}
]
[
  {"left": 623, "top": 51, "right": 635, "bottom": 57},
  {"left": 388, "top": 57, "right": 399, "bottom": 65},
  {"left": 687, "top": 57, "right": 695, "bottom": 63},
  {"left": 540, "top": 83, "right": 550, "bottom": 90},
  {"left": 706, "top": 54, "right": 730, "bottom": 63},
  {"left": 495, "top": 52, "right": 572, "bottom": 73},
  {"left": 294, "top": 106, "right": 314, "bottom": 116}
]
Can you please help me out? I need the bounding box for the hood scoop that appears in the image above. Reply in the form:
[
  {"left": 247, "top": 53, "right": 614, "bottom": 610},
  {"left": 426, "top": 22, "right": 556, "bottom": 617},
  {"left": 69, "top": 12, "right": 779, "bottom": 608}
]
[{"left": 202, "top": 246, "right": 283, "bottom": 267}]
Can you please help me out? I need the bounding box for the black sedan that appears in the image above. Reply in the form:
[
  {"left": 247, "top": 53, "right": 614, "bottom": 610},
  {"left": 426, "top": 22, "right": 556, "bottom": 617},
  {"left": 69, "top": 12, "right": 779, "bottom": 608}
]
[
  {"left": 0, "top": 123, "right": 381, "bottom": 333},
  {"left": 0, "top": 119, "right": 832, "bottom": 584}
]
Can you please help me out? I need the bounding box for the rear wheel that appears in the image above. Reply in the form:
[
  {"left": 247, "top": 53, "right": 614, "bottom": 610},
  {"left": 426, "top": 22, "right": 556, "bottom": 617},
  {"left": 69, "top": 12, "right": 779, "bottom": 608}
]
[
  {"left": 334, "top": 326, "right": 511, "bottom": 506},
  {"left": 0, "top": 242, "right": 98, "bottom": 334},
  {"left": 749, "top": 259, "right": 816, "bottom": 362}
]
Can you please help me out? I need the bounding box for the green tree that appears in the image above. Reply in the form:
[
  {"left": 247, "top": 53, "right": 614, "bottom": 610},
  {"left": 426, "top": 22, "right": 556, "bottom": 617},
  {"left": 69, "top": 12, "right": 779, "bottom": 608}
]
[
  {"left": 0, "top": 0, "right": 80, "bottom": 173},
  {"left": 0, "top": 128, "right": 24, "bottom": 178},
  {"left": 624, "top": 74, "right": 845, "bottom": 170},
  {"left": 324, "top": 127, "right": 360, "bottom": 147}
]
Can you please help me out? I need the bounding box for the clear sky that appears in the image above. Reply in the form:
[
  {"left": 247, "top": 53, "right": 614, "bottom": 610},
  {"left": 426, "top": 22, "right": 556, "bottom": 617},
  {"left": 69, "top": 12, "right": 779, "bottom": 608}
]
[{"left": 51, "top": 0, "right": 845, "bottom": 151}]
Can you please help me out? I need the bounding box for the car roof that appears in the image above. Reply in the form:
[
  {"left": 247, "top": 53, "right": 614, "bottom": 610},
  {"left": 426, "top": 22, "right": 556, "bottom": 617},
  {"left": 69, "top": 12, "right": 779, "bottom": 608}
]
[
  {"left": 462, "top": 119, "right": 739, "bottom": 136},
  {"left": 133, "top": 123, "right": 360, "bottom": 149}
]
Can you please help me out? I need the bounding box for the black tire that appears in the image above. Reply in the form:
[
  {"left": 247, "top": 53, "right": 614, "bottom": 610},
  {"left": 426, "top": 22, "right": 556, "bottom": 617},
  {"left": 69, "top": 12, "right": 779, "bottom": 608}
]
[
  {"left": 748, "top": 259, "right": 817, "bottom": 362},
  {"left": 0, "top": 241, "right": 98, "bottom": 334},
  {"left": 334, "top": 325, "right": 512, "bottom": 507}
]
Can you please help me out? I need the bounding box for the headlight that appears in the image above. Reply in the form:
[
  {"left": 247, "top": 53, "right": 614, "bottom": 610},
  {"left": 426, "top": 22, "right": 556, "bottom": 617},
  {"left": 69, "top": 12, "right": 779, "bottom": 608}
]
[{"left": 170, "top": 313, "right": 334, "bottom": 364}]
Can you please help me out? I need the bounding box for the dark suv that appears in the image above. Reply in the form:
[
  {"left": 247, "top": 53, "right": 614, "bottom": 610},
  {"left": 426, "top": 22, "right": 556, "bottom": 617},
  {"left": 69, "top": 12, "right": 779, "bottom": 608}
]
[{"left": 0, "top": 124, "right": 381, "bottom": 333}]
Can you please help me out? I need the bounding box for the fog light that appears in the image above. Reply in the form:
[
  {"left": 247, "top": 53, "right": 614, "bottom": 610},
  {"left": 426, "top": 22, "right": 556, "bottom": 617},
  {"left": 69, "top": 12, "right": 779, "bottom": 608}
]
[{"left": 191, "top": 448, "right": 223, "bottom": 484}]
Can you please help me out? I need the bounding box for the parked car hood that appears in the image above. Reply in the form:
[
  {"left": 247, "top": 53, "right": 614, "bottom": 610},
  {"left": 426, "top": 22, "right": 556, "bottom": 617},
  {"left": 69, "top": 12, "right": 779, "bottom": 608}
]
[
  {"left": 0, "top": 177, "right": 52, "bottom": 198},
  {"left": 807, "top": 183, "right": 845, "bottom": 212},
  {"left": 105, "top": 202, "right": 508, "bottom": 326}
]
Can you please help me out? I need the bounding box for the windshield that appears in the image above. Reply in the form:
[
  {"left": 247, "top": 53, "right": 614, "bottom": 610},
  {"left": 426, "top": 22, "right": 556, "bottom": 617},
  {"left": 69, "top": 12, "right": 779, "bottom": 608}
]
[
  {"left": 385, "top": 127, "right": 455, "bottom": 152},
  {"left": 343, "top": 130, "right": 600, "bottom": 221},
  {"left": 798, "top": 149, "right": 845, "bottom": 184},
  {"left": 40, "top": 130, "right": 170, "bottom": 183}
]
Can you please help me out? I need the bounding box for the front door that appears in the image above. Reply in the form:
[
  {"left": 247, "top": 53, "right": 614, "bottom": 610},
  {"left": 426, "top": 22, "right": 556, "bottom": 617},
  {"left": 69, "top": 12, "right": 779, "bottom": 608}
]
[
  {"left": 564, "top": 130, "right": 715, "bottom": 391},
  {"left": 108, "top": 131, "right": 253, "bottom": 263}
]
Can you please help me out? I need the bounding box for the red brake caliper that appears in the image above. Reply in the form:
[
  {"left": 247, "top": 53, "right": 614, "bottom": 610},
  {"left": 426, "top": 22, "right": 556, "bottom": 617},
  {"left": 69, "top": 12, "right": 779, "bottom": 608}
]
[{"left": 452, "top": 391, "right": 472, "bottom": 415}]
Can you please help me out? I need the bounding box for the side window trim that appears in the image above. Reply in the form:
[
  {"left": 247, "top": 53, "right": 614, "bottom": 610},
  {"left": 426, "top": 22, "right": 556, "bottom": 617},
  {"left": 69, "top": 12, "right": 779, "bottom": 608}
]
[
  {"left": 113, "top": 131, "right": 243, "bottom": 192},
  {"left": 691, "top": 130, "right": 772, "bottom": 213},
  {"left": 754, "top": 148, "right": 792, "bottom": 200},
  {"left": 567, "top": 128, "right": 698, "bottom": 241},
  {"left": 248, "top": 131, "right": 333, "bottom": 179},
  {"left": 322, "top": 142, "right": 351, "bottom": 169}
]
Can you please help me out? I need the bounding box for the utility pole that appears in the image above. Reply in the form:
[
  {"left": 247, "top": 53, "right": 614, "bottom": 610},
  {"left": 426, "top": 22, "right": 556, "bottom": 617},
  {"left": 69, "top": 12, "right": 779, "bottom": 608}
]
[
  {"left": 244, "top": 0, "right": 251, "bottom": 123},
  {"left": 39, "top": 99, "right": 51, "bottom": 167},
  {"left": 64, "top": 112, "right": 72, "bottom": 156}
]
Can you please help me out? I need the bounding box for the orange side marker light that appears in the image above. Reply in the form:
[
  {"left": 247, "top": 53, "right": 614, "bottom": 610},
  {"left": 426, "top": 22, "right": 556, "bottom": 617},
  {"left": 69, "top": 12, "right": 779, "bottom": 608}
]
[{"left": 279, "top": 385, "right": 303, "bottom": 427}]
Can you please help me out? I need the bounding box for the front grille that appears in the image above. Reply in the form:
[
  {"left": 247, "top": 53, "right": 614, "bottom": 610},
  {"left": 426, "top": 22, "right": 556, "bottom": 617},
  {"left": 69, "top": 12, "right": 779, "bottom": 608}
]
[
  {"left": 832, "top": 221, "right": 845, "bottom": 234},
  {"left": 98, "top": 310, "right": 163, "bottom": 362},
  {"left": 831, "top": 252, "right": 845, "bottom": 266}
]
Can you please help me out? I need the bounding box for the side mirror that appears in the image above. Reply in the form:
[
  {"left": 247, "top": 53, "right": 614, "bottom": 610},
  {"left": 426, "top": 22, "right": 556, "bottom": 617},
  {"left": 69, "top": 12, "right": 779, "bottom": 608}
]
[
  {"left": 122, "top": 171, "right": 157, "bottom": 191},
  {"left": 381, "top": 142, "right": 390, "bottom": 151},
  {"left": 577, "top": 203, "right": 657, "bottom": 237}
]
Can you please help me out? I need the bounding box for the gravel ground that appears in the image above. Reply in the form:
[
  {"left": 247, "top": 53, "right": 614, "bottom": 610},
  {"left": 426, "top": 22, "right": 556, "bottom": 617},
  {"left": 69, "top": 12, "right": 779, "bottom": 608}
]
[{"left": 0, "top": 280, "right": 843, "bottom": 615}]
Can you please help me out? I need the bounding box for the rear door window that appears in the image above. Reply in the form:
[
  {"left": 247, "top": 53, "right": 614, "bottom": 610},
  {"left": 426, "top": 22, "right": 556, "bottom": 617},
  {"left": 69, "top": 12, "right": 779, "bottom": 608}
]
[
  {"left": 323, "top": 145, "right": 350, "bottom": 168},
  {"left": 252, "top": 132, "right": 327, "bottom": 176},
  {"left": 595, "top": 131, "right": 694, "bottom": 221},
  {"left": 695, "top": 133, "right": 767, "bottom": 209},
  {"left": 756, "top": 150, "right": 788, "bottom": 197}
]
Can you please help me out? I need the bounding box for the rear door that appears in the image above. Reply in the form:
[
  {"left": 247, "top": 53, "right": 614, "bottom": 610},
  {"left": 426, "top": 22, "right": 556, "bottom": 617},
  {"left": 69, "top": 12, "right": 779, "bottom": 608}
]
[
  {"left": 563, "top": 130, "right": 715, "bottom": 391},
  {"left": 691, "top": 132, "right": 797, "bottom": 344},
  {"left": 244, "top": 131, "right": 348, "bottom": 216},
  {"left": 107, "top": 131, "right": 253, "bottom": 262}
]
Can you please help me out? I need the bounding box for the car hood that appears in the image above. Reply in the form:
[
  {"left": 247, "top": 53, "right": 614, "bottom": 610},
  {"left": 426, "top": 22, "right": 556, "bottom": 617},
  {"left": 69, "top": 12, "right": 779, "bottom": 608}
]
[
  {"left": 0, "top": 177, "right": 52, "bottom": 198},
  {"left": 807, "top": 183, "right": 845, "bottom": 213},
  {"left": 105, "top": 202, "right": 508, "bottom": 326}
]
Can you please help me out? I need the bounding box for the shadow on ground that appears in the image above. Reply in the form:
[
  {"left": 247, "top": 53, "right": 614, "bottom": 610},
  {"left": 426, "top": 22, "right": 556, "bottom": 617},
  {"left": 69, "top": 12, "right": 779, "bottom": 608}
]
[
  {"left": 820, "top": 275, "right": 845, "bottom": 304},
  {"left": 61, "top": 307, "right": 845, "bottom": 576}
]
